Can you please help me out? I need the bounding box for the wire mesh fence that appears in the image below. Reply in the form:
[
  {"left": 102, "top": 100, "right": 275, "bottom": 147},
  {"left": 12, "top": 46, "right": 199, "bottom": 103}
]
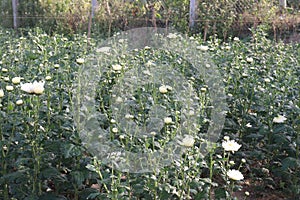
[{"left": 0, "top": 0, "right": 299, "bottom": 41}]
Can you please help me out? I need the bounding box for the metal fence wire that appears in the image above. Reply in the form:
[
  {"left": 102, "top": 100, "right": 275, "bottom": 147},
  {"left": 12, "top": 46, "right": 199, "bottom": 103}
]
[{"left": 0, "top": 0, "right": 299, "bottom": 41}]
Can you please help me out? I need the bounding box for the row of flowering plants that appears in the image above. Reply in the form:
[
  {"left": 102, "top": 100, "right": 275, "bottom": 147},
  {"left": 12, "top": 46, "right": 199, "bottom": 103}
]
[{"left": 0, "top": 26, "right": 299, "bottom": 200}]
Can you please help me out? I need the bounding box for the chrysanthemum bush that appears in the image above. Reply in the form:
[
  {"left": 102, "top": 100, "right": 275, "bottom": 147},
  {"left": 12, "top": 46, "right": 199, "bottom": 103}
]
[{"left": 0, "top": 25, "right": 299, "bottom": 200}]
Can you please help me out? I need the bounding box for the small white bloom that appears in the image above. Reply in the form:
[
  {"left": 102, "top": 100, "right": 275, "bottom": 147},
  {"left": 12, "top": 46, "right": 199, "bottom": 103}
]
[
  {"left": 179, "top": 135, "right": 195, "bottom": 147},
  {"left": 12, "top": 77, "right": 21, "bottom": 84},
  {"left": 262, "top": 167, "right": 269, "bottom": 174},
  {"left": 242, "top": 73, "right": 248, "bottom": 77},
  {"left": 167, "top": 33, "right": 177, "bottom": 39},
  {"left": 257, "top": 85, "right": 265, "bottom": 92},
  {"left": 0, "top": 89, "right": 4, "bottom": 98},
  {"left": 233, "top": 37, "right": 240, "bottom": 41},
  {"left": 112, "top": 64, "right": 122, "bottom": 71},
  {"left": 200, "top": 87, "right": 207, "bottom": 92},
  {"left": 159, "top": 85, "right": 168, "bottom": 94},
  {"left": 245, "top": 191, "right": 250, "bottom": 196},
  {"left": 264, "top": 78, "right": 271, "bottom": 83},
  {"left": 246, "top": 123, "right": 252, "bottom": 128},
  {"left": 2, "top": 68, "right": 8, "bottom": 72},
  {"left": 112, "top": 127, "right": 118, "bottom": 133},
  {"left": 229, "top": 160, "right": 235, "bottom": 165},
  {"left": 16, "top": 99, "right": 23, "bottom": 105},
  {"left": 144, "top": 46, "right": 151, "bottom": 50},
  {"left": 222, "top": 140, "right": 241, "bottom": 153},
  {"left": 4, "top": 77, "right": 9, "bottom": 82},
  {"left": 150, "top": 131, "right": 157, "bottom": 136},
  {"left": 76, "top": 58, "right": 84, "bottom": 64},
  {"left": 110, "top": 119, "right": 116, "bottom": 123},
  {"left": 241, "top": 158, "right": 246, "bottom": 163},
  {"left": 197, "top": 45, "right": 209, "bottom": 51},
  {"left": 119, "top": 135, "right": 125, "bottom": 139},
  {"left": 164, "top": 117, "right": 173, "bottom": 124},
  {"left": 273, "top": 115, "right": 287, "bottom": 123},
  {"left": 45, "top": 76, "right": 52, "bottom": 81},
  {"left": 6, "top": 85, "right": 13, "bottom": 91},
  {"left": 97, "top": 46, "right": 111, "bottom": 53},
  {"left": 125, "top": 114, "right": 134, "bottom": 119},
  {"left": 246, "top": 57, "right": 254, "bottom": 63},
  {"left": 115, "top": 96, "right": 123, "bottom": 103},
  {"left": 227, "top": 169, "right": 244, "bottom": 181},
  {"left": 224, "top": 136, "right": 230, "bottom": 141},
  {"left": 54, "top": 64, "right": 60, "bottom": 68},
  {"left": 145, "top": 60, "right": 155, "bottom": 67}
]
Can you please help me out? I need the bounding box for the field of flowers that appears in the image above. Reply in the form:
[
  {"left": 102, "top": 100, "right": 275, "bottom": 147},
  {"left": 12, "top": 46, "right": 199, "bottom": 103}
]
[{"left": 0, "top": 26, "right": 299, "bottom": 200}]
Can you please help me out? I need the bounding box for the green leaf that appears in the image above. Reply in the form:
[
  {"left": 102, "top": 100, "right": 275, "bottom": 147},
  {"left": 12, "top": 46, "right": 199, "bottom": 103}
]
[
  {"left": 282, "top": 157, "right": 300, "bottom": 171},
  {"left": 214, "top": 187, "right": 228, "bottom": 199}
]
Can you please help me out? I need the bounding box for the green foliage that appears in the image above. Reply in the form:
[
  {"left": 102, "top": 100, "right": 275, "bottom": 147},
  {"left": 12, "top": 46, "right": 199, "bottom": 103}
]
[{"left": 0, "top": 26, "right": 299, "bottom": 199}]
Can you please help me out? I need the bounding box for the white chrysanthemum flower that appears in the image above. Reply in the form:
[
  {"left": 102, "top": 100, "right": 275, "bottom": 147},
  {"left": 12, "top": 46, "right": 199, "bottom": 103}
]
[
  {"left": 179, "top": 135, "right": 195, "bottom": 147},
  {"left": 164, "top": 117, "right": 172, "bottom": 124},
  {"left": 76, "top": 58, "right": 84, "bottom": 64},
  {"left": 12, "top": 77, "right": 21, "bottom": 84},
  {"left": 125, "top": 114, "right": 134, "bottom": 119},
  {"left": 150, "top": 131, "right": 157, "bottom": 136},
  {"left": 21, "top": 82, "right": 34, "bottom": 93},
  {"left": 97, "top": 46, "right": 111, "bottom": 53},
  {"left": 264, "top": 78, "right": 271, "bottom": 83},
  {"left": 16, "top": 99, "right": 23, "bottom": 105},
  {"left": 246, "top": 123, "right": 252, "bottom": 128},
  {"left": 32, "top": 81, "right": 45, "bottom": 94},
  {"left": 2, "top": 68, "right": 8, "bottom": 72},
  {"left": 118, "top": 39, "right": 125, "bottom": 43},
  {"left": 0, "top": 89, "right": 4, "bottom": 98},
  {"left": 112, "top": 127, "right": 118, "bottom": 133},
  {"left": 222, "top": 140, "right": 241, "bottom": 153},
  {"left": 242, "top": 73, "right": 248, "bottom": 77},
  {"left": 167, "top": 33, "right": 177, "bottom": 39},
  {"left": 54, "top": 64, "right": 60, "bottom": 68},
  {"left": 115, "top": 96, "right": 123, "bottom": 103},
  {"left": 273, "top": 115, "right": 287, "bottom": 123},
  {"left": 223, "top": 136, "right": 230, "bottom": 141},
  {"left": 21, "top": 81, "right": 45, "bottom": 94},
  {"left": 4, "top": 77, "right": 10, "bottom": 82},
  {"left": 233, "top": 37, "right": 240, "bottom": 41},
  {"left": 227, "top": 169, "right": 244, "bottom": 181},
  {"left": 197, "top": 45, "right": 209, "bottom": 51},
  {"left": 246, "top": 57, "right": 254, "bottom": 63},
  {"left": 45, "top": 76, "right": 52, "bottom": 81},
  {"left": 112, "top": 64, "right": 122, "bottom": 71},
  {"left": 159, "top": 85, "right": 168, "bottom": 94},
  {"left": 145, "top": 60, "right": 155, "bottom": 67},
  {"left": 6, "top": 85, "right": 14, "bottom": 91},
  {"left": 241, "top": 158, "right": 246, "bottom": 163}
]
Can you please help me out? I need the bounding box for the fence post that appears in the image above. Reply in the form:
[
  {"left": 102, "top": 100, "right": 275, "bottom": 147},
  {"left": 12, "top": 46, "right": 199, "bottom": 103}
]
[
  {"left": 12, "top": 0, "right": 18, "bottom": 29},
  {"left": 88, "top": 0, "right": 97, "bottom": 48},
  {"left": 189, "top": 0, "right": 197, "bottom": 29},
  {"left": 279, "top": 0, "right": 287, "bottom": 9}
]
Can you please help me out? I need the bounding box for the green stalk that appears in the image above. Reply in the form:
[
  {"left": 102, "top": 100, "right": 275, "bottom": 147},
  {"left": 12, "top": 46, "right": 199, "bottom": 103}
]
[{"left": 32, "top": 95, "right": 42, "bottom": 196}]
